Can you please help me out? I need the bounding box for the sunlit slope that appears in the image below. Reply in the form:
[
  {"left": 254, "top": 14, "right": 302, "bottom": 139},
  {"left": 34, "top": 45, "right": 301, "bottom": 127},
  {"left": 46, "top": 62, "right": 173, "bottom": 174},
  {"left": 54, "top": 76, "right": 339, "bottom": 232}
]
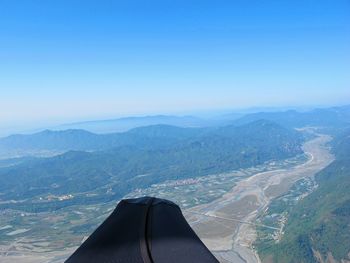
[
  {"left": 0, "top": 120, "right": 303, "bottom": 212},
  {"left": 259, "top": 129, "right": 350, "bottom": 263}
]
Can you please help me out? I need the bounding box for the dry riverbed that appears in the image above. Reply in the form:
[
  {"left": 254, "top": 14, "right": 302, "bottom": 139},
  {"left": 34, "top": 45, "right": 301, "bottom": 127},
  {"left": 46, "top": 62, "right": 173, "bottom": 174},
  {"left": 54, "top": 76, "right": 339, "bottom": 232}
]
[{"left": 184, "top": 133, "right": 334, "bottom": 263}]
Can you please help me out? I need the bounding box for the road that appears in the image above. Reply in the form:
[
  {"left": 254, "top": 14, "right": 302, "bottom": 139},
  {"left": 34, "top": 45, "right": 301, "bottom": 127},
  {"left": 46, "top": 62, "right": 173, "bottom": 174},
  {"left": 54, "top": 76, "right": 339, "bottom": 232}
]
[{"left": 184, "top": 133, "right": 334, "bottom": 263}]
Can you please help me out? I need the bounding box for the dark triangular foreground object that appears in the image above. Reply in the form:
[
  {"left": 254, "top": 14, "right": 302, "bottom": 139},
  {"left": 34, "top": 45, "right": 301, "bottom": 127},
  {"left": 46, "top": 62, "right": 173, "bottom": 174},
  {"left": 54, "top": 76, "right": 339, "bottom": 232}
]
[{"left": 66, "top": 196, "right": 219, "bottom": 263}]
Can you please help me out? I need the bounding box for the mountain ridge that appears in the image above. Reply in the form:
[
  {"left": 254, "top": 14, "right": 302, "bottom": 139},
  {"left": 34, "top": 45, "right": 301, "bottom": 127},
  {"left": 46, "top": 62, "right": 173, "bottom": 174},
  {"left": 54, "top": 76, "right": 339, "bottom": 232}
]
[{"left": 0, "top": 120, "right": 303, "bottom": 212}]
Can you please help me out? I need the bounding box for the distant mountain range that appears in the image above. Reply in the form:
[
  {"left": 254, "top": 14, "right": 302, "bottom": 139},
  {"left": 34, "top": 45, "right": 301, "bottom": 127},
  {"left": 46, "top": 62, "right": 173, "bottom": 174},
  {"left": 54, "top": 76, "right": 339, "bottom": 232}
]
[
  {"left": 53, "top": 115, "right": 214, "bottom": 134},
  {"left": 54, "top": 105, "right": 350, "bottom": 134},
  {"left": 1, "top": 105, "right": 349, "bottom": 159},
  {"left": 0, "top": 120, "right": 303, "bottom": 211},
  {"left": 0, "top": 125, "right": 206, "bottom": 158},
  {"left": 233, "top": 105, "right": 350, "bottom": 128}
]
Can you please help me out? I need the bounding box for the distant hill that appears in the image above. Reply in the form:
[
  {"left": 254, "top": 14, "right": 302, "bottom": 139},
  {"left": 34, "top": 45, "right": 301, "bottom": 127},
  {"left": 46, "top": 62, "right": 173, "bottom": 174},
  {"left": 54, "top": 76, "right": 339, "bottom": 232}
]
[
  {"left": 0, "top": 129, "right": 100, "bottom": 151},
  {"left": 0, "top": 125, "right": 205, "bottom": 158},
  {"left": 233, "top": 105, "right": 350, "bottom": 129},
  {"left": 260, "top": 129, "right": 350, "bottom": 263},
  {"left": 54, "top": 115, "right": 211, "bottom": 133},
  {"left": 0, "top": 120, "right": 303, "bottom": 212}
]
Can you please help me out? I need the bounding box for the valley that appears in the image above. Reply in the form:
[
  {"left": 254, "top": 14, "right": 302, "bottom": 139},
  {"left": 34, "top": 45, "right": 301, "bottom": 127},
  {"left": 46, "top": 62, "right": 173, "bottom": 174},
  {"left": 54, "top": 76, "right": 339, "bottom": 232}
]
[
  {"left": 184, "top": 133, "right": 333, "bottom": 263},
  {"left": 0, "top": 131, "right": 333, "bottom": 263}
]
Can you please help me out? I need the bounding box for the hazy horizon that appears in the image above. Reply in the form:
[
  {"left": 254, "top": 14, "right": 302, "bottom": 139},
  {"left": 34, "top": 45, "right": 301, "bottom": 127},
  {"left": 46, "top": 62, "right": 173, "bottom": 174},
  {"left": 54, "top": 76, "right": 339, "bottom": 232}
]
[
  {"left": 0, "top": 103, "right": 348, "bottom": 137},
  {"left": 1, "top": 1, "right": 349, "bottom": 132}
]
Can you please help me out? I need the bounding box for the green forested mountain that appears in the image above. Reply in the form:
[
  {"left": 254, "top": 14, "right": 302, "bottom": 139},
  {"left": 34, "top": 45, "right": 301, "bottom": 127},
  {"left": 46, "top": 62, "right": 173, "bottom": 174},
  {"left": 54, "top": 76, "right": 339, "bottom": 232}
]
[
  {"left": 260, "top": 129, "right": 350, "bottom": 263},
  {"left": 0, "top": 120, "right": 303, "bottom": 212}
]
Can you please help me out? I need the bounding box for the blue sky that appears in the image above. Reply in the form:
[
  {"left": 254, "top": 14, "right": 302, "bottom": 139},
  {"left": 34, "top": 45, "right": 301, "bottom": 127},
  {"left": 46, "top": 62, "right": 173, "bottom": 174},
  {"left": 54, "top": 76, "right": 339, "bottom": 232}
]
[{"left": 1, "top": 0, "right": 349, "bottom": 127}]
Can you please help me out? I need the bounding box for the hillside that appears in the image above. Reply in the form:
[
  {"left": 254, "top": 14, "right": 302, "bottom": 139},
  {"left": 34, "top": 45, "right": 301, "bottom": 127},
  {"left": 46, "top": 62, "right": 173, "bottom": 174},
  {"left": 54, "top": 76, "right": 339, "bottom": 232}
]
[
  {"left": 258, "top": 129, "right": 350, "bottom": 263},
  {"left": 0, "top": 120, "right": 303, "bottom": 212}
]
